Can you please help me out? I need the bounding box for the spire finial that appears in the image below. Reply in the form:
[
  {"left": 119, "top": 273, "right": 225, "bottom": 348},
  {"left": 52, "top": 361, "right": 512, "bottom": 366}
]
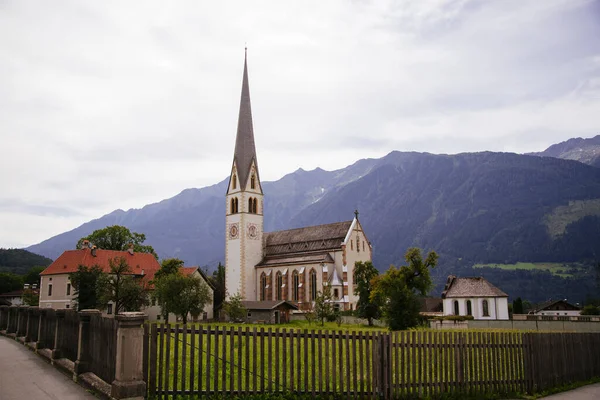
[{"left": 354, "top": 209, "right": 359, "bottom": 219}]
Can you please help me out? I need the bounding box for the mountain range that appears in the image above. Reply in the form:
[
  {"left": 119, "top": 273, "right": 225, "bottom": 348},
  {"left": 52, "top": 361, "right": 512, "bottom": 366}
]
[{"left": 26, "top": 136, "right": 600, "bottom": 302}]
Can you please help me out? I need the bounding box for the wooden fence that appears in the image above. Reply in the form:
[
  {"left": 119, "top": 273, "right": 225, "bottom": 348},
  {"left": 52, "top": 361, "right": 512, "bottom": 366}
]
[
  {"left": 89, "top": 313, "right": 118, "bottom": 383},
  {"left": 142, "top": 325, "right": 600, "bottom": 399}
]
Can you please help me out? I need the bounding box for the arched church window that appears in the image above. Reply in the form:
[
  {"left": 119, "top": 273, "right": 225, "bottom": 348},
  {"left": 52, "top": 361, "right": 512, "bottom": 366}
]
[
  {"left": 356, "top": 235, "right": 360, "bottom": 253},
  {"left": 235, "top": 198, "right": 238, "bottom": 213},
  {"left": 230, "top": 198, "right": 235, "bottom": 214},
  {"left": 276, "top": 272, "right": 282, "bottom": 301},
  {"left": 232, "top": 174, "right": 237, "bottom": 189},
  {"left": 309, "top": 269, "right": 317, "bottom": 301},
  {"left": 292, "top": 270, "right": 299, "bottom": 301},
  {"left": 253, "top": 198, "right": 258, "bottom": 214},
  {"left": 248, "top": 197, "right": 253, "bottom": 214},
  {"left": 260, "top": 273, "right": 267, "bottom": 301},
  {"left": 466, "top": 300, "right": 473, "bottom": 316},
  {"left": 333, "top": 288, "right": 339, "bottom": 299},
  {"left": 454, "top": 300, "right": 460, "bottom": 315},
  {"left": 350, "top": 241, "right": 353, "bottom": 251},
  {"left": 482, "top": 299, "right": 489, "bottom": 317},
  {"left": 251, "top": 174, "right": 256, "bottom": 189}
]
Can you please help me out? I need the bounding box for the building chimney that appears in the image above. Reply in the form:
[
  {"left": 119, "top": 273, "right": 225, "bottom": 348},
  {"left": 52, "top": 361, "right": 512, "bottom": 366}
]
[
  {"left": 24, "top": 283, "right": 30, "bottom": 290},
  {"left": 127, "top": 243, "right": 134, "bottom": 255},
  {"left": 91, "top": 245, "right": 97, "bottom": 257},
  {"left": 81, "top": 239, "right": 90, "bottom": 249},
  {"left": 32, "top": 284, "right": 37, "bottom": 290}
]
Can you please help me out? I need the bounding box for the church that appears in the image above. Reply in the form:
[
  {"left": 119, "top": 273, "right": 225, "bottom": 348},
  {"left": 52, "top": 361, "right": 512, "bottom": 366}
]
[{"left": 225, "top": 51, "right": 373, "bottom": 311}]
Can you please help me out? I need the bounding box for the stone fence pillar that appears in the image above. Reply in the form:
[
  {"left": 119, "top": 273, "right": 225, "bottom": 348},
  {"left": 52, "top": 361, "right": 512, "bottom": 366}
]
[
  {"left": 74, "top": 309, "right": 101, "bottom": 377},
  {"left": 111, "top": 312, "right": 147, "bottom": 400},
  {"left": 25, "top": 306, "right": 38, "bottom": 342},
  {"left": 16, "top": 306, "right": 29, "bottom": 338},
  {"left": 6, "top": 306, "right": 17, "bottom": 334},
  {"left": 36, "top": 308, "right": 47, "bottom": 351},
  {"left": 0, "top": 305, "right": 8, "bottom": 332},
  {"left": 51, "top": 309, "right": 66, "bottom": 362}
]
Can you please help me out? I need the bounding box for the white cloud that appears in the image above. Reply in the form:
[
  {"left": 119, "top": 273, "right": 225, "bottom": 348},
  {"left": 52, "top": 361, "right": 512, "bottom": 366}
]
[{"left": 0, "top": 0, "right": 599, "bottom": 247}]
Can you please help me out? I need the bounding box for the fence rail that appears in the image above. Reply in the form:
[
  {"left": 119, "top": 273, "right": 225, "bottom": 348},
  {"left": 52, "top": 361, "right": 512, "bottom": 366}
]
[{"left": 141, "top": 325, "right": 600, "bottom": 399}]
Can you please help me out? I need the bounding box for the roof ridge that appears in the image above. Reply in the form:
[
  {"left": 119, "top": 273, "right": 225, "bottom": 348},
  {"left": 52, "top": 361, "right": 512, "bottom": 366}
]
[{"left": 265, "top": 220, "right": 353, "bottom": 236}]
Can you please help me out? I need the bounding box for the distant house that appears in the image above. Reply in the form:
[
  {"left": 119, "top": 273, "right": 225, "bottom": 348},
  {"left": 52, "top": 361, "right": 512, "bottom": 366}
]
[
  {"left": 242, "top": 301, "right": 298, "bottom": 324},
  {"left": 39, "top": 242, "right": 161, "bottom": 317},
  {"left": 0, "top": 290, "right": 25, "bottom": 306},
  {"left": 441, "top": 275, "right": 509, "bottom": 320},
  {"left": 529, "top": 300, "right": 581, "bottom": 316},
  {"left": 419, "top": 297, "right": 444, "bottom": 317}
]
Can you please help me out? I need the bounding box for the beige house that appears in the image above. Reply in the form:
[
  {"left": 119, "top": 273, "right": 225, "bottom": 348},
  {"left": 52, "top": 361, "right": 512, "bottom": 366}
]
[
  {"left": 441, "top": 275, "right": 510, "bottom": 320},
  {"left": 529, "top": 300, "right": 581, "bottom": 317},
  {"left": 224, "top": 51, "right": 373, "bottom": 311}
]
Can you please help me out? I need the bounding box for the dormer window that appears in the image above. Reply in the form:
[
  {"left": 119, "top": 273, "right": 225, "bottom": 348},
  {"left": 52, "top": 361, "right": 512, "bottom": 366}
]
[
  {"left": 232, "top": 174, "right": 237, "bottom": 189},
  {"left": 251, "top": 174, "right": 256, "bottom": 189}
]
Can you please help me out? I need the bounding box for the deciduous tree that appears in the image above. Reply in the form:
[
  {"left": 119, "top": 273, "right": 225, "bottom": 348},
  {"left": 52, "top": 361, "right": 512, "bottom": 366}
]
[
  {"left": 77, "top": 225, "right": 157, "bottom": 258},
  {"left": 96, "top": 257, "right": 149, "bottom": 313},
  {"left": 354, "top": 261, "right": 380, "bottom": 326},
  {"left": 153, "top": 273, "right": 211, "bottom": 324},
  {"left": 372, "top": 248, "right": 437, "bottom": 330},
  {"left": 69, "top": 265, "right": 104, "bottom": 310},
  {"left": 223, "top": 293, "right": 247, "bottom": 322}
]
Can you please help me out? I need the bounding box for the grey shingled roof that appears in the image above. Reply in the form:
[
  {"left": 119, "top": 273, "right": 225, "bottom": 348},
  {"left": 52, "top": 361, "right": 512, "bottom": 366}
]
[
  {"left": 442, "top": 276, "right": 508, "bottom": 298},
  {"left": 264, "top": 220, "right": 353, "bottom": 256},
  {"left": 242, "top": 301, "right": 299, "bottom": 310},
  {"left": 231, "top": 49, "right": 260, "bottom": 191},
  {"left": 257, "top": 252, "right": 334, "bottom": 267}
]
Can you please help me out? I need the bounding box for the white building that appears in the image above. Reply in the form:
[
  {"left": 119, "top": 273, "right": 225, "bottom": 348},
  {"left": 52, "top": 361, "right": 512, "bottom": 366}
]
[
  {"left": 441, "top": 275, "right": 509, "bottom": 320},
  {"left": 529, "top": 300, "right": 581, "bottom": 316}
]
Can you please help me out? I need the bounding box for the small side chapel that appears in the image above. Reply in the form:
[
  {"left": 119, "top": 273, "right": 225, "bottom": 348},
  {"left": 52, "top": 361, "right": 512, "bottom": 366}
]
[{"left": 224, "top": 50, "right": 373, "bottom": 311}]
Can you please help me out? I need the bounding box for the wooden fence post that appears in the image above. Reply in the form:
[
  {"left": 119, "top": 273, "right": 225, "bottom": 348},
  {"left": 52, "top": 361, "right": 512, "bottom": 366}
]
[
  {"left": 51, "top": 309, "right": 66, "bottom": 362},
  {"left": 455, "top": 332, "right": 465, "bottom": 393},
  {"left": 111, "top": 312, "right": 147, "bottom": 400},
  {"left": 74, "top": 309, "right": 101, "bottom": 378}
]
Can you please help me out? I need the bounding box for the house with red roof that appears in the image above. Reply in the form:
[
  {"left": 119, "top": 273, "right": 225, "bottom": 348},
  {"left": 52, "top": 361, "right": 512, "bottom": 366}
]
[{"left": 39, "top": 242, "right": 161, "bottom": 315}]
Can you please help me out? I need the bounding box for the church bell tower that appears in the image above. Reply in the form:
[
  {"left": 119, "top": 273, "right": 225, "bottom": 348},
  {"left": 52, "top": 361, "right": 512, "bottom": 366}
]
[{"left": 225, "top": 49, "right": 264, "bottom": 301}]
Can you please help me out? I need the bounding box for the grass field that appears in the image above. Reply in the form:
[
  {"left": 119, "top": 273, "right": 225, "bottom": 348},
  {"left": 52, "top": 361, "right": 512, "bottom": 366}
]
[
  {"left": 473, "top": 262, "right": 578, "bottom": 278},
  {"left": 147, "top": 324, "right": 526, "bottom": 397}
]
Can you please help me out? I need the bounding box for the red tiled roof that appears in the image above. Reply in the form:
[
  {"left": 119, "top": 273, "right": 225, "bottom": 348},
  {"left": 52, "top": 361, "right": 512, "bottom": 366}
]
[
  {"left": 178, "top": 266, "right": 216, "bottom": 290},
  {"left": 41, "top": 249, "right": 161, "bottom": 285},
  {"left": 180, "top": 267, "right": 198, "bottom": 277}
]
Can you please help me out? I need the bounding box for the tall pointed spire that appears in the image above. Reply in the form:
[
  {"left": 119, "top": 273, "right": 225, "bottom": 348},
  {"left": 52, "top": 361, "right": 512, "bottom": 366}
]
[{"left": 233, "top": 47, "right": 259, "bottom": 190}]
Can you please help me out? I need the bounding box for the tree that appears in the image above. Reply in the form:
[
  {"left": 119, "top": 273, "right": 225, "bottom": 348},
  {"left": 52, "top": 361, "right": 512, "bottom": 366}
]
[
  {"left": 77, "top": 225, "right": 157, "bottom": 258},
  {"left": 153, "top": 273, "right": 211, "bottom": 324},
  {"left": 155, "top": 258, "right": 184, "bottom": 280},
  {"left": 211, "top": 263, "right": 226, "bottom": 313},
  {"left": 354, "top": 261, "right": 380, "bottom": 326},
  {"left": 23, "top": 266, "right": 45, "bottom": 286},
  {"left": 371, "top": 248, "right": 438, "bottom": 330},
  {"left": 513, "top": 297, "right": 524, "bottom": 314},
  {"left": 0, "top": 272, "right": 22, "bottom": 294},
  {"left": 314, "top": 285, "right": 336, "bottom": 326},
  {"left": 22, "top": 289, "right": 39, "bottom": 306},
  {"left": 69, "top": 265, "right": 104, "bottom": 310},
  {"left": 223, "top": 293, "right": 247, "bottom": 322},
  {"left": 96, "top": 257, "right": 149, "bottom": 313},
  {"left": 580, "top": 304, "right": 600, "bottom": 315}
]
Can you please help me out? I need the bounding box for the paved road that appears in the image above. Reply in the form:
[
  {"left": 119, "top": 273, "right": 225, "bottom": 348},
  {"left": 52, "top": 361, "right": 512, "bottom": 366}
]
[
  {"left": 0, "top": 336, "right": 97, "bottom": 400},
  {"left": 537, "top": 383, "right": 600, "bottom": 399}
]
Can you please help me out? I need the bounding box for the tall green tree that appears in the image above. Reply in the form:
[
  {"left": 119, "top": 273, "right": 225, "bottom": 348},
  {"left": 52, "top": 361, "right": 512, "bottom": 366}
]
[
  {"left": 69, "top": 265, "right": 104, "bottom": 310},
  {"left": 155, "top": 258, "right": 184, "bottom": 280},
  {"left": 313, "top": 285, "right": 336, "bottom": 326},
  {"left": 223, "top": 293, "right": 247, "bottom": 322},
  {"left": 97, "top": 257, "right": 149, "bottom": 313},
  {"left": 211, "top": 263, "right": 226, "bottom": 312},
  {"left": 153, "top": 273, "right": 211, "bottom": 324},
  {"left": 22, "top": 289, "right": 39, "bottom": 306},
  {"left": 513, "top": 297, "right": 524, "bottom": 314},
  {"left": 77, "top": 225, "right": 157, "bottom": 258},
  {"left": 23, "top": 266, "right": 45, "bottom": 286},
  {"left": 354, "top": 261, "right": 380, "bottom": 326},
  {"left": 371, "top": 248, "right": 438, "bottom": 330}
]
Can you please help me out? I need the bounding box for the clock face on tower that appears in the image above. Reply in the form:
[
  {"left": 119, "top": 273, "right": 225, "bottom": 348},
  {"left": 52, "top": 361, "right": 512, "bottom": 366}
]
[
  {"left": 228, "top": 223, "right": 239, "bottom": 240},
  {"left": 247, "top": 223, "right": 258, "bottom": 239}
]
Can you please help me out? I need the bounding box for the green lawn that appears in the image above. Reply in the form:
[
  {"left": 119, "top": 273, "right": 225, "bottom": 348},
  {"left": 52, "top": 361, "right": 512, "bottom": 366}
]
[{"left": 473, "top": 262, "right": 576, "bottom": 278}]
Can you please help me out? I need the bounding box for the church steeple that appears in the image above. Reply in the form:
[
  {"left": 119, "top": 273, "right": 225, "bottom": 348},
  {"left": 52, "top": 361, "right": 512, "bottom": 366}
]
[{"left": 232, "top": 48, "right": 260, "bottom": 191}]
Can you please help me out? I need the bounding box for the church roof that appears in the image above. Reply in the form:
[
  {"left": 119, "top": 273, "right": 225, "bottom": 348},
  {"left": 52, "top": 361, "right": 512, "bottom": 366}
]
[
  {"left": 441, "top": 276, "right": 508, "bottom": 298},
  {"left": 232, "top": 48, "right": 259, "bottom": 190},
  {"left": 264, "top": 220, "right": 353, "bottom": 256},
  {"left": 257, "top": 252, "right": 334, "bottom": 267}
]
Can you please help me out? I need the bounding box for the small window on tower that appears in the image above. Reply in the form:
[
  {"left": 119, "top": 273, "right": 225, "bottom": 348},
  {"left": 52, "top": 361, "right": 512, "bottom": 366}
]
[
  {"left": 251, "top": 174, "right": 256, "bottom": 189},
  {"left": 232, "top": 174, "right": 237, "bottom": 189}
]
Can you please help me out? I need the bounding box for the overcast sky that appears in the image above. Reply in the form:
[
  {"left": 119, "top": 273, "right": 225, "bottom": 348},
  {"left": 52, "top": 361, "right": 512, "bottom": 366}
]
[{"left": 1, "top": 0, "right": 599, "bottom": 249}]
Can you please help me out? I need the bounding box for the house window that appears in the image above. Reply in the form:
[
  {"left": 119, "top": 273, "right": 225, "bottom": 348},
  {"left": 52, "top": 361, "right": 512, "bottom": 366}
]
[
  {"left": 65, "top": 304, "right": 70, "bottom": 309},
  {"left": 276, "top": 272, "right": 283, "bottom": 301},
  {"left": 107, "top": 304, "right": 113, "bottom": 315},
  {"left": 232, "top": 174, "right": 237, "bottom": 189},
  {"left": 309, "top": 269, "right": 317, "bottom": 301},
  {"left": 466, "top": 300, "right": 472, "bottom": 316},
  {"left": 66, "top": 283, "right": 71, "bottom": 296},
  {"left": 260, "top": 273, "right": 267, "bottom": 301},
  {"left": 247, "top": 311, "right": 252, "bottom": 317},
  {"left": 482, "top": 300, "right": 489, "bottom": 317},
  {"left": 48, "top": 284, "right": 52, "bottom": 297},
  {"left": 453, "top": 300, "right": 459, "bottom": 315},
  {"left": 251, "top": 174, "right": 256, "bottom": 189},
  {"left": 292, "top": 270, "right": 299, "bottom": 301}
]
